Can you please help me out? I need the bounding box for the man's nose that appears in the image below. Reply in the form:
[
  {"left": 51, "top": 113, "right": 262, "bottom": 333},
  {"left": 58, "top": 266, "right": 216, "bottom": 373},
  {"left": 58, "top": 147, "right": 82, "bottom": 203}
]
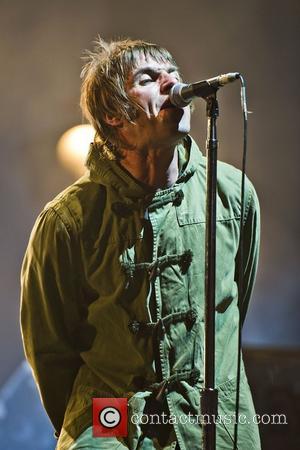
[{"left": 160, "top": 73, "right": 178, "bottom": 95}]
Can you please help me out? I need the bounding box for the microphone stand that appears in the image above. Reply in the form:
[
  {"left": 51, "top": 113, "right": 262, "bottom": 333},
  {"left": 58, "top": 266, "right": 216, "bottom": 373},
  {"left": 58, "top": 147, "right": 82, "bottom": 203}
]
[{"left": 200, "top": 90, "right": 219, "bottom": 450}]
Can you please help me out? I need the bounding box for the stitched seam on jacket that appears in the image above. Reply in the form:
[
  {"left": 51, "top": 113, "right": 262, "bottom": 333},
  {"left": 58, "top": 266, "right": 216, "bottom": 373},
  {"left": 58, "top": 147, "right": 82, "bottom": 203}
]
[{"left": 243, "top": 183, "right": 254, "bottom": 227}]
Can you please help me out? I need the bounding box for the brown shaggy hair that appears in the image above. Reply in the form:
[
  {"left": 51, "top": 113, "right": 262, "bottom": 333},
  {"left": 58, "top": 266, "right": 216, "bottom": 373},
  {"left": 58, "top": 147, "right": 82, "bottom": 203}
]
[{"left": 80, "top": 36, "right": 179, "bottom": 160}]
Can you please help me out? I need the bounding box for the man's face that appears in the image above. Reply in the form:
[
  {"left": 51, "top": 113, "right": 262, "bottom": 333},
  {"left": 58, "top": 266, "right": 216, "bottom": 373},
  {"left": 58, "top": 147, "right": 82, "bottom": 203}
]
[{"left": 120, "top": 54, "right": 191, "bottom": 150}]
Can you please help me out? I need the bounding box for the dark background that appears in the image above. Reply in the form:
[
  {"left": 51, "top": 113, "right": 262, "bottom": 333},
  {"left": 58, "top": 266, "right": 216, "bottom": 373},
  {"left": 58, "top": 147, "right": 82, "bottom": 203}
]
[{"left": 0, "top": 0, "right": 299, "bottom": 448}]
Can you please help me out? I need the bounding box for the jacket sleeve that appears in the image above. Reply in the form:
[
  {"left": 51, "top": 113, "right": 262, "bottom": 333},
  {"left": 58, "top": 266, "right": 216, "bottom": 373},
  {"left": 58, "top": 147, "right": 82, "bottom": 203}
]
[
  {"left": 235, "top": 180, "right": 261, "bottom": 325},
  {"left": 20, "top": 206, "right": 83, "bottom": 434}
]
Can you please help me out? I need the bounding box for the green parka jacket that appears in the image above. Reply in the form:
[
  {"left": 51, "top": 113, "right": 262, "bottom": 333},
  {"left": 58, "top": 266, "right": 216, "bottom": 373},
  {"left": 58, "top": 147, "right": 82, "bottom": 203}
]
[{"left": 20, "top": 136, "right": 261, "bottom": 450}]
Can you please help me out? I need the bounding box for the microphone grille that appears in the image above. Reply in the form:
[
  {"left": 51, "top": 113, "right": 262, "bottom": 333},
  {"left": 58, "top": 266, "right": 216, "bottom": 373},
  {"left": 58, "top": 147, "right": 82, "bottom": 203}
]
[{"left": 169, "top": 83, "right": 190, "bottom": 108}]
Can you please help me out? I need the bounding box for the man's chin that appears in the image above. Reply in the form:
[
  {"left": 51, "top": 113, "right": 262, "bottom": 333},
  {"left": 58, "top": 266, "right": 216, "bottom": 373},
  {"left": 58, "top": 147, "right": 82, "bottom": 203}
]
[
  {"left": 177, "top": 123, "right": 191, "bottom": 135},
  {"left": 168, "top": 116, "right": 191, "bottom": 140},
  {"left": 169, "top": 107, "right": 191, "bottom": 135},
  {"left": 163, "top": 111, "right": 190, "bottom": 134}
]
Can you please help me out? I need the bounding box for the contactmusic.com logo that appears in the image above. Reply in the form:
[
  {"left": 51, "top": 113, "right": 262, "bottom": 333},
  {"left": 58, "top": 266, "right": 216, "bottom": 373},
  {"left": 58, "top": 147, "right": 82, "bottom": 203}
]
[{"left": 93, "top": 398, "right": 128, "bottom": 437}]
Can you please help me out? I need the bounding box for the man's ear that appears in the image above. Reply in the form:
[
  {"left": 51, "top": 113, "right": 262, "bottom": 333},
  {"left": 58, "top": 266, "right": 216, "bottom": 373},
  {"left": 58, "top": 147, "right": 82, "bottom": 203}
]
[{"left": 104, "top": 114, "right": 123, "bottom": 128}]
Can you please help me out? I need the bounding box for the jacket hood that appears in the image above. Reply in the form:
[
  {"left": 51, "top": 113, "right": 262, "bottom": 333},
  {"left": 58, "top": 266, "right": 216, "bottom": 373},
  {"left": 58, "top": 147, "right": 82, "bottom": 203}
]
[{"left": 86, "top": 135, "right": 204, "bottom": 200}]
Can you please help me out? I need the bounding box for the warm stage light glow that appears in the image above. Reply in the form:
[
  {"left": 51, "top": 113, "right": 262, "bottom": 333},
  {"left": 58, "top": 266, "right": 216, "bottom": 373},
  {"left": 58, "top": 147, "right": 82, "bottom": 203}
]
[{"left": 57, "top": 124, "right": 95, "bottom": 177}]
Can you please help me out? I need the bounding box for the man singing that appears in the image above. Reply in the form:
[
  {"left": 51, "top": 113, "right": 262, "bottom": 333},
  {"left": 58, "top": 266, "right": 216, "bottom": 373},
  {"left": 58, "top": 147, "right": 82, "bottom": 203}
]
[{"left": 21, "top": 37, "right": 261, "bottom": 450}]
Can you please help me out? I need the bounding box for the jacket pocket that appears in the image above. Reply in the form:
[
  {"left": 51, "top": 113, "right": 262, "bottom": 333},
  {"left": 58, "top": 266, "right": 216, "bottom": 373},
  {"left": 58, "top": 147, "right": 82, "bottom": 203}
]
[{"left": 216, "top": 374, "right": 261, "bottom": 450}]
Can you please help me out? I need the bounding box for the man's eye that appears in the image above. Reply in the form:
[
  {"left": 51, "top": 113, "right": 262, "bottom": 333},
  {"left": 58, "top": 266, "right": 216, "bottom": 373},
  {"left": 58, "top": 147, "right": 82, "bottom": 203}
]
[{"left": 140, "top": 78, "right": 153, "bottom": 85}]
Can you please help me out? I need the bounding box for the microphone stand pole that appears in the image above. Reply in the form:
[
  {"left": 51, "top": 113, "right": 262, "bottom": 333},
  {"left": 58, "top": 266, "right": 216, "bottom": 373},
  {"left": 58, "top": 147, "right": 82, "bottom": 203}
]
[{"left": 200, "top": 91, "right": 219, "bottom": 450}]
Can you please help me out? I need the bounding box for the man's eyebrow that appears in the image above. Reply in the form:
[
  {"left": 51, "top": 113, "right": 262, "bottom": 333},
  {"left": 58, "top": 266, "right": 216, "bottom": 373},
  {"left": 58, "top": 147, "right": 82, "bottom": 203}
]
[{"left": 132, "top": 65, "right": 179, "bottom": 79}]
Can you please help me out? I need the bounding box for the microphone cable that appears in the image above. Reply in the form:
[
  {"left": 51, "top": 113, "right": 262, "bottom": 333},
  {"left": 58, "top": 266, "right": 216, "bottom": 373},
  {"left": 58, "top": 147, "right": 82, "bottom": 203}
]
[{"left": 233, "top": 74, "right": 248, "bottom": 450}]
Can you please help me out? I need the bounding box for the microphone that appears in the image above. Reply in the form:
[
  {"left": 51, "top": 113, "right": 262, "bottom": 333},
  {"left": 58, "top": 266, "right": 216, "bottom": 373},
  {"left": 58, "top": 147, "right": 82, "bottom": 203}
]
[{"left": 169, "top": 72, "right": 240, "bottom": 107}]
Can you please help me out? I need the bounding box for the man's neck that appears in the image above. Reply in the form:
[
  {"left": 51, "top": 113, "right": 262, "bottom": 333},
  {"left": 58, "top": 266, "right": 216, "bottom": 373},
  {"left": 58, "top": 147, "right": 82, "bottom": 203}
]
[{"left": 119, "top": 144, "right": 179, "bottom": 189}]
